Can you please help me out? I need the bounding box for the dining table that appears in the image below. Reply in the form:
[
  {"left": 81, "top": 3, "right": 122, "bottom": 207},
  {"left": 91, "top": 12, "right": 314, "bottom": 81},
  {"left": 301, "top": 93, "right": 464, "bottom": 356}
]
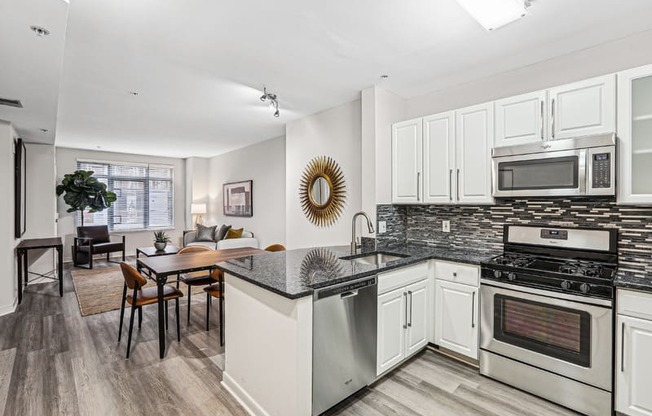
[{"left": 137, "top": 246, "right": 266, "bottom": 358}]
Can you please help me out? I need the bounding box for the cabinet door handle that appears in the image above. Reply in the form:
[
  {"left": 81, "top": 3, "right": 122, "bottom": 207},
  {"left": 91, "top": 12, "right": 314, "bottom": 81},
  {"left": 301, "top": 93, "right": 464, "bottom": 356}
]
[
  {"left": 621, "top": 321, "right": 625, "bottom": 373},
  {"left": 471, "top": 291, "right": 476, "bottom": 328},
  {"left": 449, "top": 169, "right": 453, "bottom": 201},
  {"left": 408, "top": 290, "right": 413, "bottom": 327},
  {"left": 456, "top": 169, "right": 460, "bottom": 201},
  {"left": 403, "top": 292, "right": 408, "bottom": 329},
  {"left": 540, "top": 100, "right": 544, "bottom": 140},
  {"left": 416, "top": 172, "right": 420, "bottom": 201},
  {"left": 551, "top": 98, "right": 556, "bottom": 139}
]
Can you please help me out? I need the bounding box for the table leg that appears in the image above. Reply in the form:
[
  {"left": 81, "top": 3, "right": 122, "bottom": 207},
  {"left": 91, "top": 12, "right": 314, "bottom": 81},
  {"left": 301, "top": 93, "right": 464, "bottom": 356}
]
[
  {"left": 57, "top": 245, "right": 63, "bottom": 297},
  {"left": 23, "top": 251, "right": 28, "bottom": 286},
  {"left": 17, "top": 250, "right": 23, "bottom": 305},
  {"left": 157, "top": 276, "right": 166, "bottom": 359}
]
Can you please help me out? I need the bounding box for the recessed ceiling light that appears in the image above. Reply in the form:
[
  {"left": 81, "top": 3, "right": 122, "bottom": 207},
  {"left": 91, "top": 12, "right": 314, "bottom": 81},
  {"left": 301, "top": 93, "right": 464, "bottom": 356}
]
[
  {"left": 96, "top": 145, "right": 102, "bottom": 149},
  {"left": 455, "top": 0, "right": 528, "bottom": 31},
  {"left": 30, "top": 25, "right": 50, "bottom": 37},
  {"left": 380, "top": 75, "right": 389, "bottom": 80},
  {"left": 40, "top": 128, "right": 48, "bottom": 133},
  {"left": 129, "top": 91, "right": 139, "bottom": 96}
]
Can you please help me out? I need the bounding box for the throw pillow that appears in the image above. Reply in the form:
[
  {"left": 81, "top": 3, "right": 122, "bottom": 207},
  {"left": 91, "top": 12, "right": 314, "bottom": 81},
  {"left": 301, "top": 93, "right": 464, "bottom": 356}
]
[
  {"left": 225, "top": 228, "right": 244, "bottom": 239},
  {"left": 215, "top": 224, "right": 232, "bottom": 241},
  {"left": 196, "top": 224, "right": 217, "bottom": 242}
]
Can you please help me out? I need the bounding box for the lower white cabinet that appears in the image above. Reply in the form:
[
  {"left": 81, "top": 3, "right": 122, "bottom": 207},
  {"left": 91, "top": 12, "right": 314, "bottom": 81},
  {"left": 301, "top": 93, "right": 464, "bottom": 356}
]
[
  {"left": 434, "top": 279, "right": 479, "bottom": 360},
  {"left": 616, "top": 289, "right": 652, "bottom": 416},
  {"left": 377, "top": 279, "right": 428, "bottom": 376}
]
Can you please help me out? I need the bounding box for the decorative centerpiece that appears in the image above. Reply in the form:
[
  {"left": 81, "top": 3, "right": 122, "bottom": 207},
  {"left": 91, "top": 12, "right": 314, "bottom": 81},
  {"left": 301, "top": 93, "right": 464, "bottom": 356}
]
[{"left": 153, "top": 231, "right": 170, "bottom": 251}]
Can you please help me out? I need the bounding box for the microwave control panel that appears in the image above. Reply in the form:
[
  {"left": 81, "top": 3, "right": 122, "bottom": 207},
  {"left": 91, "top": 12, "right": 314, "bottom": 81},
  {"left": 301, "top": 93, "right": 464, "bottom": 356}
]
[{"left": 592, "top": 153, "right": 611, "bottom": 189}]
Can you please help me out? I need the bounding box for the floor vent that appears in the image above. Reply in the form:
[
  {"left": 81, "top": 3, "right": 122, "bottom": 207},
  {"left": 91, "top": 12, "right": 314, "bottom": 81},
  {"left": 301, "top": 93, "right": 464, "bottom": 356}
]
[{"left": 0, "top": 98, "right": 23, "bottom": 108}]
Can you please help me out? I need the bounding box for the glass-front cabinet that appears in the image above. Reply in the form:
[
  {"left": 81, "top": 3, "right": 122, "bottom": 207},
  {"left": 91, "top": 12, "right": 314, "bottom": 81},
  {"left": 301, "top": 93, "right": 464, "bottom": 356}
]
[{"left": 618, "top": 64, "right": 652, "bottom": 204}]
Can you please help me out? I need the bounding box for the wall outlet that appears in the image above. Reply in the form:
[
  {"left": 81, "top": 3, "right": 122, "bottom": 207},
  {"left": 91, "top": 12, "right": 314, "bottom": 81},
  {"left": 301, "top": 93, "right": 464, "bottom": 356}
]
[
  {"left": 442, "top": 220, "right": 451, "bottom": 233},
  {"left": 378, "top": 221, "right": 387, "bottom": 234}
]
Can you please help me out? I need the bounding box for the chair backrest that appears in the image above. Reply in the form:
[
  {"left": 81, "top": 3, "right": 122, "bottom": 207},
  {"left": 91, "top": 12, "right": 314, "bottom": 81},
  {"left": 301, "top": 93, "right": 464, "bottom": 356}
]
[
  {"left": 177, "top": 245, "right": 212, "bottom": 255},
  {"left": 77, "top": 225, "right": 110, "bottom": 243},
  {"left": 210, "top": 268, "right": 223, "bottom": 282},
  {"left": 120, "top": 263, "right": 147, "bottom": 290},
  {"left": 264, "top": 244, "right": 286, "bottom": 252}
]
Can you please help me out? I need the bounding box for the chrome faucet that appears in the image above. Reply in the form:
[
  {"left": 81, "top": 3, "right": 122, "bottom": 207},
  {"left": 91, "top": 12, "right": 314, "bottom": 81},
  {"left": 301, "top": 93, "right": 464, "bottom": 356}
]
[{"left": 351, "top": 211, "right": 375, "bottom": 254}]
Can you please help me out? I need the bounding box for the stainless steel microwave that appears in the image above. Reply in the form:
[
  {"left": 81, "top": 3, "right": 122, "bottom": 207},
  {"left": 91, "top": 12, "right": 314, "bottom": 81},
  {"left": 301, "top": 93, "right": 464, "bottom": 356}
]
[{"left": 492, "top": 134, "right": 616, "bottom": 198}]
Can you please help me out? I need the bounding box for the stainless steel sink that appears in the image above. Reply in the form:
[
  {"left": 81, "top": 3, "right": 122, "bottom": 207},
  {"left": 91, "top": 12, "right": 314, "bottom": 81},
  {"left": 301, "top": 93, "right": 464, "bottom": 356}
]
[{"left": 342, "top": 252, "right": 409, "bottom": 266}]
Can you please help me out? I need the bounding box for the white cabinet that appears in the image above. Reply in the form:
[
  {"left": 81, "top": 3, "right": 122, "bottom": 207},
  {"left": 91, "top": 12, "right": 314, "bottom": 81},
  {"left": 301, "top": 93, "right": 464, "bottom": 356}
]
[
  {"left": 456, "top": 103, "right": 494, "bottom": 204},
  {"left": 495, "top": 90, "right": 546, "bottom": 147},
  {"left": 423, "top": 112, "right": 456, "bottom": 203},
  {"left": 617, "top": 64, "right": 652, "bottom": 205},
  {"left": 548, "top": 74, "right": 615, "bottom": 140},
  {"left": 376, "top": 263, "right": 430, "bottom": 376},
  {"left": 377, "top": 287, "right": 406, "bottom": 375},
  {"left": 391, "top": 118, "right": 422, "bottom": 203},
  {"left": 434, "top": 279, "right": 478, "bottom": 360},
  {"left": 616, "top": 289, "right": 652, "bottom": 416}
]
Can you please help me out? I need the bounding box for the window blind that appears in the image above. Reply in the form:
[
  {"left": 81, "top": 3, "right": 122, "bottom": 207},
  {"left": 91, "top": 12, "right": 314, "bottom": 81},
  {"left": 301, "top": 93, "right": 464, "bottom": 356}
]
[{"left": 76, "top": 160, "right": 174, "bottom": 231}]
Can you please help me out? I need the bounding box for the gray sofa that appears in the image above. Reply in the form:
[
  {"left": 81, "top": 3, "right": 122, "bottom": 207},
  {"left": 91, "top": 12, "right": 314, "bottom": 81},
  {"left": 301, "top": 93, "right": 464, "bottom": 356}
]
[{"left": 183, "top": 226, "right": 259, "bottom": 250}]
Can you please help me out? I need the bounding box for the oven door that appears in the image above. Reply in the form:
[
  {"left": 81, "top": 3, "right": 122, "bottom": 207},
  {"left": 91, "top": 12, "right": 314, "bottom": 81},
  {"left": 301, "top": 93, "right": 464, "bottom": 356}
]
[
  {"left": 480, "top": 281, "right": 612, "bottom": 391},
  {"left": 492, "top": 149, "right": 586, "bottom": 198}
]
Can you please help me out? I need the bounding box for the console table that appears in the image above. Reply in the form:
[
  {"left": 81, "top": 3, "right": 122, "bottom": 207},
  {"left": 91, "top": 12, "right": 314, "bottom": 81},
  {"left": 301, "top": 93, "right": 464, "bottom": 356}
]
[{"left": 16, "top": 237, "right": 64, "bottom": 304}]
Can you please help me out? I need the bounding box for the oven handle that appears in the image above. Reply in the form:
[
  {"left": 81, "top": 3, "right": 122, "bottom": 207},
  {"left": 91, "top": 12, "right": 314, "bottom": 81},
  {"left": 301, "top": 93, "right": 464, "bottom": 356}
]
[
  {"left": 471, "top": 290, "right": 476, "bottom": 328},
  {"left": 480, "top": 279, "right": 612, "bottom": 308}
]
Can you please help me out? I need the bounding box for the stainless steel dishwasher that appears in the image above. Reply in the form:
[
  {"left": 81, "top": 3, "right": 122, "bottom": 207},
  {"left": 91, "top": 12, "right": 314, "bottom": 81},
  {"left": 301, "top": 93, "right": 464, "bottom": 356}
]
[{"left": 312, "top": 276, "right": 377, "bottom": 416}]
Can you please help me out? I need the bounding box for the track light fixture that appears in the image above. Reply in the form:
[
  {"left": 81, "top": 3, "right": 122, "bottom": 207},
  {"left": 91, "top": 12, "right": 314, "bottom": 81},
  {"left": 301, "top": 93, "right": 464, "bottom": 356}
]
[{"left": 260, "top": 86, "right": 280, "bottom": 118}]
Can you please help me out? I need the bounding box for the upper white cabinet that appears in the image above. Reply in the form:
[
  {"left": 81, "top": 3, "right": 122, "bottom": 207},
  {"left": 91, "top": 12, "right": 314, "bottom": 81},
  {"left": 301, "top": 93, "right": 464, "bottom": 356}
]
[
  {"left": 494, "top": 75, "right": 616, "bottom": 148},
  {"left": 391, "top": 118, "right": 422, "bottom": 203},
  {"left": 548, "top": 74, "right": 616, "bottom": 140},
  {"left": 391, "top": 107, "right": 493, "bottom": 205},
  {"left": 495, "top": 90, "right": 546, "bottom": 147},
  {"left": 616, "top": 289, "right": 652, "bottom": 416},
  {"left": 423, "top": 112, "right": 456, "bottom": 203},
  {"left": 618, "top": 64, "right": 652, "bottom": 205},
  {"left": 456, "top": 103, "right": 494, "bottom": 204}
]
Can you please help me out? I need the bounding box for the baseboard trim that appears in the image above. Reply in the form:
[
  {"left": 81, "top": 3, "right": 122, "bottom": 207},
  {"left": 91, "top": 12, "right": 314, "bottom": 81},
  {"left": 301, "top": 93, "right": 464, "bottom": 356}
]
[
  {"left": 0, "top": 298, "right": 18, "bottom": 317},
  {"left": 222, "top": 372, "right": 270, "bottom": 416}
]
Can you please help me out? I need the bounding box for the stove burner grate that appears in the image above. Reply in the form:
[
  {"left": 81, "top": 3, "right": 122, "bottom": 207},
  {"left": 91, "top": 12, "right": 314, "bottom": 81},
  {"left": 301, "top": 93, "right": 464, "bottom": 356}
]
[
  {"left": 492, "top": 254, "right": 535, "bottom": 268},
  {"left": 559, "top": 261, "right": 604, "bottom": 277}
]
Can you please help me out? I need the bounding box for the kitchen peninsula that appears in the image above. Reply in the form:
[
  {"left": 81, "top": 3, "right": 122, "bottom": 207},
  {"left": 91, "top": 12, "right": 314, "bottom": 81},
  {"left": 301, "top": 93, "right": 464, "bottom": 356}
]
[{"left": 215, "top": 244, "right": 496, "bottom": 416}]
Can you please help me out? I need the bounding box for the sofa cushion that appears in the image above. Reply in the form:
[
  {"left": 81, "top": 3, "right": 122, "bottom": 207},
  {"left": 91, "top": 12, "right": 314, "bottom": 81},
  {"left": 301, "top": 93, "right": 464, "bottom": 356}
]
[
  {"left": 225, "top": 228, "right": 243, "bottom": 239},
  {"left": 187, "top": 241, "right": 218, "bottom": 250},
  {"left": 77, "top": 241, "right": 124, "bottom": 254},
  {"left": 215, "top": 224, "right": 231, "bottom": 241},
  {"left": 196, "top": 224, "right": 217, "bottom": 242}
]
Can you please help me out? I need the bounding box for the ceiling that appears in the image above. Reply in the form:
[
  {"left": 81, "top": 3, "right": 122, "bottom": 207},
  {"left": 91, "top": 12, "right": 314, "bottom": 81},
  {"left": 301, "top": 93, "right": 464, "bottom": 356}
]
[{"left": 5, "top": 0, "right": 652, "bottom": 157}]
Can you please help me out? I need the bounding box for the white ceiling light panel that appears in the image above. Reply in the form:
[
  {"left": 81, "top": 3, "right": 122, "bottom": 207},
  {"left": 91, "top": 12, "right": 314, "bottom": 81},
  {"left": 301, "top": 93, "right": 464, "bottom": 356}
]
[{"left": 455, "top": 0, "right": 528, "bottom": 31}]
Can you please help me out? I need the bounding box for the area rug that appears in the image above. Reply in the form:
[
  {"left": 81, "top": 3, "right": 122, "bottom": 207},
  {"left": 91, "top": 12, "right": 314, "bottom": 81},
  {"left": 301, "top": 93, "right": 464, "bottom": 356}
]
[{"left": 71, "top": 265, "right": 208, "bottom": 317}]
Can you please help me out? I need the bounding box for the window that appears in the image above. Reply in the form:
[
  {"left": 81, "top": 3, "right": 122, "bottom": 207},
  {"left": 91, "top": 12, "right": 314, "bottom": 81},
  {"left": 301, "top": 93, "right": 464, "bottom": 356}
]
[{"left": 77, "top": 160, "right": 174, "bottom": 231}]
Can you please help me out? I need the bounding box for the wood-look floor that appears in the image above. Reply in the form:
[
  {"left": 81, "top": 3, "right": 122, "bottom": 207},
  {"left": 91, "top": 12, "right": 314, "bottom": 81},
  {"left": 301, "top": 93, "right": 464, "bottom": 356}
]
[{"left": 0, "top": 260, "right": 579, "bottom": 416}]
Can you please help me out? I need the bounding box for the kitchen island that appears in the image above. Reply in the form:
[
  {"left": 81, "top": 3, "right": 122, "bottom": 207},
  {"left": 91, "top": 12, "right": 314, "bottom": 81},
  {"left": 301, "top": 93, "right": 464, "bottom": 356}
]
[{"left": 215, "top": 244, "right": 496, "bottom": 416}]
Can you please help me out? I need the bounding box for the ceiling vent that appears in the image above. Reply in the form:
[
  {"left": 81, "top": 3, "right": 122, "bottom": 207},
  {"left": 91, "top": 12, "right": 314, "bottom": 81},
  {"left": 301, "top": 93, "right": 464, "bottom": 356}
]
[{"left": 0, "top": 98, "right": 23, "bottom": 108}]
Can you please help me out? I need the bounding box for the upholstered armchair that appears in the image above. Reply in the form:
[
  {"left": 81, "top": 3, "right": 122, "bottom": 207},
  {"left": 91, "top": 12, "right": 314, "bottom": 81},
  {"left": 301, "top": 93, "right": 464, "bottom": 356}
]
[{"left": 73, "top": 225, "right": 126, "bottom": 269}]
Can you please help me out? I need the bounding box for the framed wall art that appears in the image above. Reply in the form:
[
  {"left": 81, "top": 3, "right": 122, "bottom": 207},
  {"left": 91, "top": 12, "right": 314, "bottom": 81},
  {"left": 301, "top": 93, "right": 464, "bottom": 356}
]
[{"left": 223, "top": 180, "right": 253, "bottom": 217}]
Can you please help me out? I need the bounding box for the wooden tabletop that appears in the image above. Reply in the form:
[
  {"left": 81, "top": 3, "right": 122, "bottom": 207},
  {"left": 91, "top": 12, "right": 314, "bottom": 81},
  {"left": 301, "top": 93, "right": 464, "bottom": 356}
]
[
  {"left": 137, "top": 247, "right": 265, "bottom": 277},
  {"left": 16, "top": 237, "right": 63, "bottom": 250}
]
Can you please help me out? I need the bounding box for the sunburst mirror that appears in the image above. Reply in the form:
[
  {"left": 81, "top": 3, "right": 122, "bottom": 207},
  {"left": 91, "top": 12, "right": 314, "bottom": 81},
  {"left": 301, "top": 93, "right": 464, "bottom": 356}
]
[{"left": 299, "top": 156, "right": 346, "bottom": 227}]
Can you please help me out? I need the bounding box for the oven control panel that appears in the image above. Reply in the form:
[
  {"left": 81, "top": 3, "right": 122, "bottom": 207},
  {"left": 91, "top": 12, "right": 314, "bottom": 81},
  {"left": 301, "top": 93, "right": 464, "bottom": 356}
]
[
  {"left": 541, "top": 229, "right": 568, "bottom": 240},
  {"left": 592, "top": 153, "right": 611, "bottom": 189}
]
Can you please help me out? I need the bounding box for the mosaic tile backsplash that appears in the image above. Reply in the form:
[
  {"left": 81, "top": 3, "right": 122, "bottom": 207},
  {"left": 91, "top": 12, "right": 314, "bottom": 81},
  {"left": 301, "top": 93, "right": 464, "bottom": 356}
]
[{"left": 377, "top": 200, "right": 652, "bottom": 276}]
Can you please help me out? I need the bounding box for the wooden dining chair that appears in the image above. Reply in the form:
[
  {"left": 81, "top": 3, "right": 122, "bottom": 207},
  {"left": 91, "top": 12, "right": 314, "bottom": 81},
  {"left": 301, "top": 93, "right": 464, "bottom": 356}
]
[
  {"left": 176, "top": 245, "right": 214, "bottom": 325},
  {"left": 264, "top": 243, "right": 286, "bottom": 252},
  {"left": 118, "top": 263, "right": 183, "bottom": 359},
  {"left": 204, "top": 268, "right": 225, "bottom": 346}
]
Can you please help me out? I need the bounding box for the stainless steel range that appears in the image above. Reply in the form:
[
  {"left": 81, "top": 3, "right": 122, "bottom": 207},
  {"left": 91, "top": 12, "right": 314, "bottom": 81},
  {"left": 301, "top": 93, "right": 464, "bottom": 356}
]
[{"left": 480, "top": 225, "right": 617, "bottom": 416}]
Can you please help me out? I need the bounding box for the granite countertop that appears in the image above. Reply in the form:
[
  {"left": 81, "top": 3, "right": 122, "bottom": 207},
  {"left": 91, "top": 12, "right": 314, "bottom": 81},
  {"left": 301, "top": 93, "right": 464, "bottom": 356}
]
[
  {"left": 614, "top": 269, "right": 652, "bottom": 293},
  {"left": 215, "top": 243, "right": 500, "bottom": 299}
]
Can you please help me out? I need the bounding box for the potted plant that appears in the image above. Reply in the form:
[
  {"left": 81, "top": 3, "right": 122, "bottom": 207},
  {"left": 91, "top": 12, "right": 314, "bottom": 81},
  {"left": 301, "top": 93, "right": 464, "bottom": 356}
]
[
  {"left": 153, "top": 231, "right": 170, "bottom": 251},
  {"left": 56, "top": 170, "right": 117, "bottom": 226}
]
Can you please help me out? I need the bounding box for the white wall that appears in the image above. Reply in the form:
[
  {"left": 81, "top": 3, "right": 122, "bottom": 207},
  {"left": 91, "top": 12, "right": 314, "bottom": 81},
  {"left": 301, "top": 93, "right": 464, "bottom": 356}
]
[
  {"left": 185, "top": 157, "right": 210, "bottom": 229},
  {"left": 23, "top": 143, "right": 57, "bottom": 275},
  {"left": 285, "top": 100, "right": 362, "bottom": 249},
  {"left": 0, "top": 121, "right": 18, "bottom": 315},
  {"left": 206, "top": 136, "right": 286, "bottom": 249},
  {"left": 55, "top": 147, "right": 186, "bottom": 261},
  {"left": 406, "top": 30, "right": 652, "bottom": 119}
]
